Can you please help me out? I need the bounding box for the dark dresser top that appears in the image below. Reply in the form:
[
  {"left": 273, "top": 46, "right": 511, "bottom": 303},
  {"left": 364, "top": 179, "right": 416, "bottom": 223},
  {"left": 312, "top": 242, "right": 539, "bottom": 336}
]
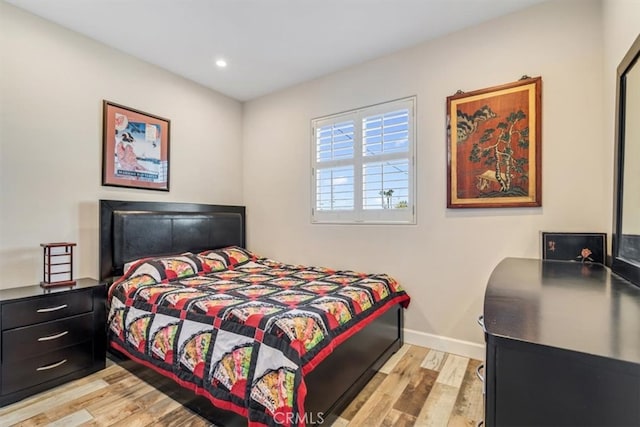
[
  {"left": 0, "top": 277, "right": 101, "bottom": 302},
  {"left": 484, "top": 258, "right": 640, "bottom": 365}
]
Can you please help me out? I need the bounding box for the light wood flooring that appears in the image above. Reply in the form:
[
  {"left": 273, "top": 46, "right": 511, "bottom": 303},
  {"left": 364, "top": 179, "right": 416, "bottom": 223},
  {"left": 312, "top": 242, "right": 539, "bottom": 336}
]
[{"left": 0, "top": 345, "right": 484, "bottom": 426}]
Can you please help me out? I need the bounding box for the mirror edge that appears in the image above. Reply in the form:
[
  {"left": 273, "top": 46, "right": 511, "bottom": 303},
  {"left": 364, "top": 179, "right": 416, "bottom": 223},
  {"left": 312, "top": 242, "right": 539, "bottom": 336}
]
[{"left": 612, "top": 33, "right": 640, "bottom": 286}]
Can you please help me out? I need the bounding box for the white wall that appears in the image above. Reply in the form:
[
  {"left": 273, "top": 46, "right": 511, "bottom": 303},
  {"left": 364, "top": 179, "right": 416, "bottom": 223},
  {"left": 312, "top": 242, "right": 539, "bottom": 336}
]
[
  {"left": 0, "top": 2, "right": 244, "bottom": 288},
  {"left": 243, "top": 0, "right": 607, "bottom": 350}
]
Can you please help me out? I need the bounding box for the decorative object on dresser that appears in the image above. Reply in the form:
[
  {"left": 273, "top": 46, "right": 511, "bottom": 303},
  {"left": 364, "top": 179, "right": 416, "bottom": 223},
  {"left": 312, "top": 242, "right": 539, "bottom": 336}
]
[
  {"left": 0, "top": 278, "right": 106, "bottom": 407},
  {"left": 40, "top": 242, "right": 76, "bottom": 288},
  {"left": 481, "top": 258, "right": 640, "bottom": 426},
  {"left": 446, "top": 76, "right": 542, "bottom": 208},
  {"left": 102, "top": 101, "right": 170, "bottom": 192},
  {"left": 541, "top": 232, "right": 606, "bottom": 264}
]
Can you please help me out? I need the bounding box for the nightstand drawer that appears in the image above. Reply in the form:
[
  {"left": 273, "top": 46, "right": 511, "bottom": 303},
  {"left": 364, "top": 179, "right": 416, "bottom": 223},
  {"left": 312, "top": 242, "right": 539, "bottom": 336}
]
[
  {"left": 2, "top": 312, "right": 94, "bottom": 362},
  {"left": 1, "top": 341, "right": 93, "bottom": 395},
  {"left": 1, "top": 289, "right": 93, "bottom": 330}
]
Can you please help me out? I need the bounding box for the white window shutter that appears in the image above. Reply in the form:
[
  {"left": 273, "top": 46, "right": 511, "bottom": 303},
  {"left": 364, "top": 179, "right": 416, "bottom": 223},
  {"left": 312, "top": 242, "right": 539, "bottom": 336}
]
[{"left": 311, "top": 97, "right": 416, "bottom": 224}]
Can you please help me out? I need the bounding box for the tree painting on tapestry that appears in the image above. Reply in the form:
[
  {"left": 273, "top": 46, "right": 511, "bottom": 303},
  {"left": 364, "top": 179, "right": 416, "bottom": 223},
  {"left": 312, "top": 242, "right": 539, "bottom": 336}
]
[{"left": 447, "top": 77, "right": 541, "bottom": 208}]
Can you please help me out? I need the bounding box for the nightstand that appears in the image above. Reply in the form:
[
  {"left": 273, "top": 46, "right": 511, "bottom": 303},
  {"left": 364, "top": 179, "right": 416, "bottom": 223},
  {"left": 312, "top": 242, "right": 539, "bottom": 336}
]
[{"left": 0, "top": 278, "right": 106, "bottom": 406}]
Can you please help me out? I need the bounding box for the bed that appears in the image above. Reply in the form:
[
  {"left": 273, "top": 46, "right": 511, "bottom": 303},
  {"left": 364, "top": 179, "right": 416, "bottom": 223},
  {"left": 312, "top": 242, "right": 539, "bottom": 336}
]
[{"left": 99, "top": 199, "right": 409, "bottom": 426}]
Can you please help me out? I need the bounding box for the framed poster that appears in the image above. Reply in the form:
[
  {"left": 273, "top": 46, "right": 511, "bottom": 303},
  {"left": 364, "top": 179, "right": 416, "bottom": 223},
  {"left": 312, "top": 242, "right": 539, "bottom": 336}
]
[
  {"left": 447, "top": 77, "right": 542, "bottom": 208},
  {"left": 542, "top": 232, "right": 607, "bottom": 264},
  {"left": 102, "top": 101, "right": 170, "bottom": 191}
]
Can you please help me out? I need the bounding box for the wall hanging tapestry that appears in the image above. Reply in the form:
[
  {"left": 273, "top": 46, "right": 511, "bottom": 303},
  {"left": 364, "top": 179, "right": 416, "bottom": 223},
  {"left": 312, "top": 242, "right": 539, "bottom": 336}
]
[{"left": 446, "top": 76, "right": 541, "bottom": 208}]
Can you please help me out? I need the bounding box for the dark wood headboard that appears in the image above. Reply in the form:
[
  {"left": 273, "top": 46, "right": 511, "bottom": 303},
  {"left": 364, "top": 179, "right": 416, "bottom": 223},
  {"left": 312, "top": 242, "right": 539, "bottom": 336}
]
[{"left": 99, "top": 200, "right": 246, "bottom": 281}]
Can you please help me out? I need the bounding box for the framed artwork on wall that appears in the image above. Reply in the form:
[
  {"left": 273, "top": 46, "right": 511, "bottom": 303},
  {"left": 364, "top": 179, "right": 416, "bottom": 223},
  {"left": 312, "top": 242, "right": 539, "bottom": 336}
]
[
  {"left": 446, "top": 77, "right": 542, "bottom": 208},
  {"left": 102, "top": 101, "right": 170, "bottom": 191},
  {"left": 541, "top": 232, "right": 607, "bottom": 265}
]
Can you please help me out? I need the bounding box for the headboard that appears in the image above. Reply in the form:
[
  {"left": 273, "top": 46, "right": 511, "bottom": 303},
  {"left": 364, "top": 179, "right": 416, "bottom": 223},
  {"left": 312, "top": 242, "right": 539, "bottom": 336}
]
[{"left": 99, "top": 199, "right": 246, "bottom": 281}]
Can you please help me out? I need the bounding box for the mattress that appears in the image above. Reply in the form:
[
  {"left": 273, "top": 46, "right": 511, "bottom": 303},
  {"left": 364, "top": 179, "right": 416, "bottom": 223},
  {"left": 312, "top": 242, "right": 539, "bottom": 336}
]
[{"left": 107, "top": 246, "right": 410, "bottom": 426}]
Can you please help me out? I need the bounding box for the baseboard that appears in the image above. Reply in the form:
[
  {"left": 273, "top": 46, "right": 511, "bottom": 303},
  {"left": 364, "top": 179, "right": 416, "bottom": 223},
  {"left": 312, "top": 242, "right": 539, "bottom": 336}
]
[{"left": 404, "top": 328, "right": 485, "bottom": 361}]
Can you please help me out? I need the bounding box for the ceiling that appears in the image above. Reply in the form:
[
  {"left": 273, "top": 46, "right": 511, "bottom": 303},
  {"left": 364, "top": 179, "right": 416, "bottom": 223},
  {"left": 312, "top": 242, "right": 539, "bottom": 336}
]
[{"left": 5, "top": 0, "right": 546, "bottom": 101}]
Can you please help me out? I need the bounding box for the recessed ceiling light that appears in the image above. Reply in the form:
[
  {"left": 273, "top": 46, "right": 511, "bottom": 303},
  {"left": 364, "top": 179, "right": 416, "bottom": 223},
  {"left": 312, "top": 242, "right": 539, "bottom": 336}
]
[{"left": 215, "top": 59, "right": 227, "bottom": 68}]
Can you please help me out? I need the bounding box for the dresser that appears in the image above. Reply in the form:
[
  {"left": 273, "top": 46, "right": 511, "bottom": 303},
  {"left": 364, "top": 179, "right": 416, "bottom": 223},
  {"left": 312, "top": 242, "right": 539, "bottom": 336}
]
[
  {"left": 482, "top": 258, "right": 640, "bottom": 426},
  {"left": 0, "top": 278, "right": 106, "bottom": 406}
]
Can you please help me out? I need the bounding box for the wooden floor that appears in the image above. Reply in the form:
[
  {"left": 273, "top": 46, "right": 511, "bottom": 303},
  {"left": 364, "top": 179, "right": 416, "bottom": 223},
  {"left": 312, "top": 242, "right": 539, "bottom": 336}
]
[{"left": 0, "top": 344, "right": 484, "bottom": 426}]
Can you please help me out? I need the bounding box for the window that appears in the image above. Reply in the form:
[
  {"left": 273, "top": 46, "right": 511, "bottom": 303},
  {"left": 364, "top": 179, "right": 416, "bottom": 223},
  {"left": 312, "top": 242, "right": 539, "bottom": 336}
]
[{"left": 311, "top": 97, "right": 416, "bottom": 224}]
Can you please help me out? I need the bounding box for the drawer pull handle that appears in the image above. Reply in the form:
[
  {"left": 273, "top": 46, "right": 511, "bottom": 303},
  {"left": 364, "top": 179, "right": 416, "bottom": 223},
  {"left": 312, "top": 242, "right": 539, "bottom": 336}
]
[
  {"left": 477, "top": 315, "right": 486, "bottom": 332},
  {"left": 477, "top": 422, "right": 484, "bottom": 427},
  {"left": 36, "top": 304, "right": 68, "bottom": 313},
  {"left": 476, "top": 363, "right": 485, "bottom": 382},
  {"left": 36, "top": 359, "right": 67, "bottom": 371},
  {"left": 37, "top": 331, "right": 68, "bottom": 341}
]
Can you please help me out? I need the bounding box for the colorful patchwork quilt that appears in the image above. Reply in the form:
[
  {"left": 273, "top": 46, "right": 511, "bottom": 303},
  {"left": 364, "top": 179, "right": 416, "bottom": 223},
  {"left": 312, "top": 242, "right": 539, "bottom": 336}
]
[{"left": 107, "top": 246, "right": 410, "bottom": 426}]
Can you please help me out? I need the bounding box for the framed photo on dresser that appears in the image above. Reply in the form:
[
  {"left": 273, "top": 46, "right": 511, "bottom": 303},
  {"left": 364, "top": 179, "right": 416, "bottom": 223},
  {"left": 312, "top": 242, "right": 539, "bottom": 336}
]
[{"left": 541, "top": 232, "right": 607, "bottom": 264}]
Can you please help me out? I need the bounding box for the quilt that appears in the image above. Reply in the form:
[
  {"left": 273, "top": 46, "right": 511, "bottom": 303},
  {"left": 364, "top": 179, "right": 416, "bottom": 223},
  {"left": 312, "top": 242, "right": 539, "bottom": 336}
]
[{"left": 107, "top": 246, "right": 410, "bottom": 426}]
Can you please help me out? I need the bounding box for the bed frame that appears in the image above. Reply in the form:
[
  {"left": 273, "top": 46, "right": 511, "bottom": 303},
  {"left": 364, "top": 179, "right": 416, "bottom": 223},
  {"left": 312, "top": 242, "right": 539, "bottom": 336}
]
[{"left": 99, "top": 199, "right": 403, "bottom": 426}]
